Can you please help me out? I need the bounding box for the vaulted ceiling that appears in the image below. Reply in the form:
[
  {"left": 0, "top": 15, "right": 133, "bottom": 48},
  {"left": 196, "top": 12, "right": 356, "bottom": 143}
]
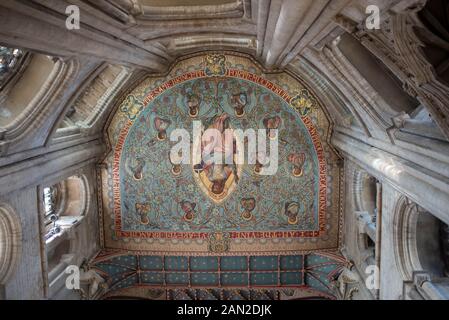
[
  {"left": 0, "top": 0, "right": 400, "bottom": 70},
  {"left": 1, "top": 0, "right": 447, "bottom": 158}
]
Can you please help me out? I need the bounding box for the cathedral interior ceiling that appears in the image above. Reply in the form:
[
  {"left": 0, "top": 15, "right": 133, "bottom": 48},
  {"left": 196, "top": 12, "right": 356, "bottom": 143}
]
[
  {"left": 0, "top": 0, "right": 448, "bottom": 303},
  {"left": 97, "top": 53, "right": 345, "bottom": 295}
]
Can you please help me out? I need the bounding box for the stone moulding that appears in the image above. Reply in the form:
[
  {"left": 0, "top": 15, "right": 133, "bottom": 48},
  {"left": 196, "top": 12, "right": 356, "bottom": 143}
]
[
  {"left": 139, "top": 1, "right": 245, "bottom": 20},
  {"left": 0, "top": 203, "right": 22, "bottom": 285},
  {"left": 349, "top": 2, "right": 449, "bottom": 140},
  {"left": 0, "top": 58, "right": 80, "bottom": 155}
]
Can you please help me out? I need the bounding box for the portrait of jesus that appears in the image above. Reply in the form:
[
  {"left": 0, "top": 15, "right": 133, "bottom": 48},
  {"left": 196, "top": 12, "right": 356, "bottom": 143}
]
[{"left": 193, "top": 113, "right": 240, "bottom": 200}]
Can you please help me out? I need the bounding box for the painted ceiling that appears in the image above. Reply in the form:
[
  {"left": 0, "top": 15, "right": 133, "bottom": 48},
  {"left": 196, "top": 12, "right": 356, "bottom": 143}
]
[
  {"left": 100, "top": 52, "right": 342, "bottom": 257},
  {"left": 92, "top": 250, "right": 347, "bottom": 300}
]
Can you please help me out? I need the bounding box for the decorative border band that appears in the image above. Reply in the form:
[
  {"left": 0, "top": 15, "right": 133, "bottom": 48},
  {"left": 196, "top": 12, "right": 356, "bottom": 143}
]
[{"left": 112, "top": 69, "right": 327, "bottom": 239}]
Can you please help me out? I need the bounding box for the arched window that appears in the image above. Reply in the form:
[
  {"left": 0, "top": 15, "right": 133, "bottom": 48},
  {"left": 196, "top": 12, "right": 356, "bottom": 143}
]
[
  {"left": 416, "top": 210, "right": 447, "bottom": 278},
  {"left": 41, "top": 174, "right": 90, "bottom": 298},
  {"left": 42, "top": 175, "right": 88, "bottom": 243},
  {"left": 0, "top": 46, "right": 28, "bottom": 120},
  {"left": 394, "top": 197, "right": 449, "bottom": 299},
  {"left": 0, "top": 51, "right": 56, "bottom": 129},
  {"left": 0, "top": 47, "right": 24, "bottom": 86}
]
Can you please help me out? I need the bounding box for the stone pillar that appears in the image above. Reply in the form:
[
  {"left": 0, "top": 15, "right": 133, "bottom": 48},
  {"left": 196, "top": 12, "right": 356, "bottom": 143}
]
[
  {"left": 374, "top": 181, "right": 382, "bottom": 299},
  {"left": 2, "top": 189, "right": 44, "bottom": 299},
  {"left": 379, "top": 184, "right": 404, "bottom": 299}
]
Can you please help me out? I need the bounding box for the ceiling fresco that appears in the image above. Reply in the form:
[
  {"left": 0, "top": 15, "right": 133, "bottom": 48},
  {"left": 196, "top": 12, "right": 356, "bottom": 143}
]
[{"left": 100, "top": 53, "right": 342, "bottom": 255}]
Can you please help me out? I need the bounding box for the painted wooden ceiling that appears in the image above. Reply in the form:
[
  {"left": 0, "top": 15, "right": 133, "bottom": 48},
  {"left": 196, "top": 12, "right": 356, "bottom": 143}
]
[
  {"left": 97, "top": 52, "right": 344, "bottom": 298},
  {"left": 93, "top": 251, "right": 347, "bottom": 300}
]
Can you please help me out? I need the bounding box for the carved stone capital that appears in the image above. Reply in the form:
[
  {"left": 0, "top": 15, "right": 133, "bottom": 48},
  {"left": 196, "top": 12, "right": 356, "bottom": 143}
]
[
  {"left": 391, "top": 112, "right": 411, "bottom": 129},
  {"left": 333, "top": 14, "right": 357, "bottom": 34},
  {"left": 413, "top": 271, "right": 431, "bottom": 288}
]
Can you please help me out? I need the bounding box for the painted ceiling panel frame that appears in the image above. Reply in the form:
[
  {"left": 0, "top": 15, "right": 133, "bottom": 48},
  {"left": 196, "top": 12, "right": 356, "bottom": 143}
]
[
  {"left": 91, "top": 252, "right": 348, "bottom": 299},
  {"left": 94, "top": 53, "right": 348, "bottom": 312}
]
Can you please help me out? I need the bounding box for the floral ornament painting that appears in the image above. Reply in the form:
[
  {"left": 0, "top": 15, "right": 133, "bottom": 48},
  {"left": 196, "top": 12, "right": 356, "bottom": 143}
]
[
  {"left": 204, "top": 54, "right": 227, "bottom": 77},
  {"left": 120, "top": 95, "right": 143, "bottom": 121},
  {"left": 208, "top": 232, "right": 231, "bottom": 253},
  {"left": 290, "top": 89, "right": 317, "bottom": 116}
]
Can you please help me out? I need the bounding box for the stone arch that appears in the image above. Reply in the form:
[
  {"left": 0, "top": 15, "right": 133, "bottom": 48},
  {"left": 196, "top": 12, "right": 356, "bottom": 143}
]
[
  {"left": 62, "top": 174, "right": 90, "bottom": 219},
  {"left": 393, "top": 196, "right": 422, "bottom": 281},
  {"left": 352, "top": 167, "right": 377, "bottom": 215},
  {"left": 352, "top": 168, "right": 365, "bottom": 212},
  {"left": 0, "top": 203, "right": 22, "bottom": 285},
  {"left": 349, "top": 166, "right": 378, "bottom": 269},
  {"left": 44, "top": 173, "right": 91, "bottom": 258},
  {"left": 44, "top": 173, "right": 91, "bottom": 226},
  {"left": 394, "top": 195, "right": 449, "bottom": 281}
]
